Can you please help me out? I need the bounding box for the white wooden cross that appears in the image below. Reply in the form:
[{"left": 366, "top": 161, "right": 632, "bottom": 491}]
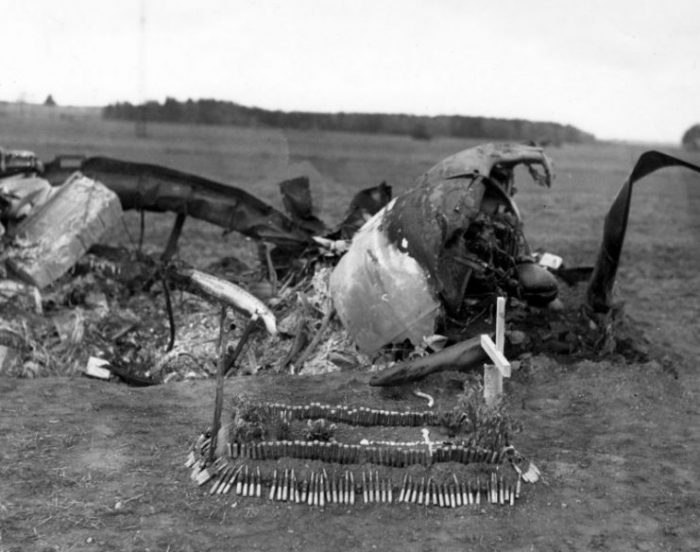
[{"left": 481, "top": 296, "right": 510, "bottom": 406}]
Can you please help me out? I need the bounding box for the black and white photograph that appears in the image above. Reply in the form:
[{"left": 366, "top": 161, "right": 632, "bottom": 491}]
[{"left": 1, "top": 1, "right": 699, "bottom": 550}]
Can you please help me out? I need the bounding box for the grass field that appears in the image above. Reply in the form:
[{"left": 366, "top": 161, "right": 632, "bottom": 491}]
[{"left": 1, "top": 104, "right": 700, "bottom": 551}]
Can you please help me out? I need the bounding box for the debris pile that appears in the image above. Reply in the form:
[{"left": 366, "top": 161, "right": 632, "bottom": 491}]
[
  {"left": 2, "top": 144, "right": 699, "bottom": 386},
  {"left": 0, "top": 146, "right": 388, "bottom": 381}
]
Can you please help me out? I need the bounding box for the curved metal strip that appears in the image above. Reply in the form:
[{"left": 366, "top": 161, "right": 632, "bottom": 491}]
[{"left": 586, "top": 151, "right": 700, "bottom": 312}]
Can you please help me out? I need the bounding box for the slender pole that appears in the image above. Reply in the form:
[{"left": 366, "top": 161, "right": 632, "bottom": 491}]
[
  {"left": 263, "top": 242, "right": 278, "bottom": 296},
  {"left": 161, "top": 272, "right": 176, "bottom": 352},
  {"left": 161, "top": 212, "right": 186, "bottom": 263},
  {"left": 209, "top": 306, "right": 228, "bottom": 463},
  {"left": 208, "top": 313, "right": 259, "bottom": 463},
  {"left": 223, "top": 316, "right": 260, "bottom": 376},
  {"left": 138, "top": 209, "right": 145, "bottom": 253},
  {"left": 495, "top": 296, "right": 505, "bottom": 354},
  {"left": 484, "top": 296, "right": 508, "bottom": 407}
]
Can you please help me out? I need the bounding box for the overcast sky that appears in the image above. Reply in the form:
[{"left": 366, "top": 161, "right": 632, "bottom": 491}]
[{"left": 2, "top": 0, "right": 698, "bottom": 143}]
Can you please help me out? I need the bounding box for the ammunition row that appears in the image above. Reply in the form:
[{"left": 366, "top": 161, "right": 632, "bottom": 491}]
[
  {"left": 189, "top": 458, "right": 521, "bottom": 507},
  {"left": 226, "top": 439, "right": 504, "bottom": 467},
  {"left": 266, "top": 468, "right": 357, "bottom": 506},
  {"left": 259, "top": 402, "right": 442, "bottom": 427},
  {"left": 395, "top": 472, "right": 520, "bottom": 507}
]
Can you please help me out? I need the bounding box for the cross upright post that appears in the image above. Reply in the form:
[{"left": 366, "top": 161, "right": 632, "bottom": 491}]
[{"left": 482, "top": 297, "right": 510, "bottom": 406}]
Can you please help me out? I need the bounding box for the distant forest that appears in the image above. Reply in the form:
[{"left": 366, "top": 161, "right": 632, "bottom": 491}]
[{"left": 103, "top": 98, "right": 596, "bottom": 144}]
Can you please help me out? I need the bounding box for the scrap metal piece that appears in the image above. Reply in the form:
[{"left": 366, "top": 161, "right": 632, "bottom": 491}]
[
  {"left": 0, "top": 175, "right": 55, "bottom": 222},
  {"left": 4, "top": 174, "right": 123, "bottom": 288},
  {"left": 335, "top": 181, "right": 392, "bottom": 238},
  {"left": 370, "top": 337, "right": 486, "bottom": 386},
  {"left": 0, "top": 147, "right": 43, "bottom": 177},
  {"left": 279, "top": 176, "right": 325, "bottom": 235},
  {"left": 75, "top": 156, "right": 312, "bottom": 250},
  {"left": 330, "top": 143, "right": 554, "bottom": 354},
  {"left": 421, "top": 142, "right": 552, "bottom": 190},
  {"left": 330, "top": 199, "right": 440, "bottom": 353},
  {"left": 173, "top": 268, "right": 277, "bottom": 335},
  {"left": 586, "top": 151, "right": 700, "bottom": 312},
  {"left": 41, "top": 154, "right": 393, "bottom": 267}
]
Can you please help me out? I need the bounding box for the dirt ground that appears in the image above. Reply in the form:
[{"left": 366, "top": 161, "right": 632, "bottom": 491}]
[{"left": 2, "top": 347, "right": 699, "bottom": 551}]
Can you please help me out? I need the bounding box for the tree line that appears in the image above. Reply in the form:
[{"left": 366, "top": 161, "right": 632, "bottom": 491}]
[
  {"left": 103, "top": 97, "right": 596, "bottom": 144},
  {"left": 682, "top": 124, "right": 700, "bottom": 150}
]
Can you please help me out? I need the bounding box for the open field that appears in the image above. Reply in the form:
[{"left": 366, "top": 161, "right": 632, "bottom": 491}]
[{"left": 1, "top": 105, "right": 700, "bottom": 551}]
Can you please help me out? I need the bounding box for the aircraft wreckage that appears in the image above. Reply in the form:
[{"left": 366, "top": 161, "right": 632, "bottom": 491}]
[
  {"left": 1, "top": 143, "right": 700, "bottom": 386},
  {"left": 4, "top": 141, "right": 699, "bottom": 513}
]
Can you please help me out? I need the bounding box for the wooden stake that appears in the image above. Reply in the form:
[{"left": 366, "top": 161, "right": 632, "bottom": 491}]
[
  {"left": 161, "top": 272, "right": 176, "bottom": 352},
  {"left": 482, "top": 296, "right": 511, "bottom": 407},
  {"left": 480, "top": 334, "right": 510, "bottom": 376},
  {"left": 224, "top": 315, "right": 260, "bottom": 376},
  {"left": 496, "top": 296, "right": 505, "bottom": 353},
  {"left": 483, "top": 364, "right": 502, "bottom": 407},
  {"left": 208, "top": 306, "right": 228, "bottom": 463}
]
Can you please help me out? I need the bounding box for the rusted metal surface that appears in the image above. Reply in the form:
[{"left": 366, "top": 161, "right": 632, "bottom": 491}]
[
  {"left": 40, "top": 155, "right": 393, "bottom": 267},
  {"left": 78, "top": 156, "right": 312, "bottom": 250},
  {"left": 330, "top": 143, "right": 556, "bottom": 354}
]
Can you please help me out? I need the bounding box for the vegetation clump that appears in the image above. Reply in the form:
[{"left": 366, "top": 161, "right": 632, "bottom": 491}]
[
  {"left": 682, "top": 123, "right": 700, "bottom": 151},
  {"left": 229, "top": 398, "right": 290, "bottom": 442},
  {"left": 439, "top": 377, "right": 522, "bottom": 450},
  {"left": 301, "top": 418, "right": 337, "bottom": 442}
]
